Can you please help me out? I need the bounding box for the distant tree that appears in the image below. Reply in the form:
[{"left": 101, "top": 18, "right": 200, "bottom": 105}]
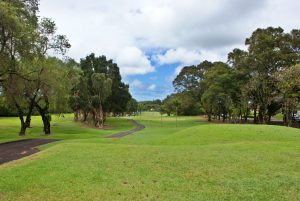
[
  {"left": 127, "top": 98, "right": 138, "bottom": 115},
  {"left": 275, "top": 65, "right": 300, "bottom": 126},
  {"left": 161, "top": 95, "right": 176, "bottom": 116},
  {"left": 201, "top": 62, "right": 238, "bottom": 122},
  {"left": 173, "top": 60, "right": 213, "bottom": 99}
]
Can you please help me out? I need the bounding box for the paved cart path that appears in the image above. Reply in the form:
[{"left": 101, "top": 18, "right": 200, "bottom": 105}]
[
  {"left": 0, "top": 119, "right": 144, "bottom": 165},
  {"left": 0, "top": 139, "right": 59, "bottom": 165},
  {"left": 105, "top": 119, "right": 145, "bottom": 138}
]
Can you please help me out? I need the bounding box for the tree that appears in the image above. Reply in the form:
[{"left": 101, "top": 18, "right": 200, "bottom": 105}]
[
  {"left": 173, "top": 60, "right": 213, "bottom": 99},
  {"left": 127, "top": 98, "right": 138, "bottom": 115},
  {"left": 0, "top": 1, "right": 72, "bottom": 135},
  {"left": 245, "top": 27, "right": 299, "bottom": 123},
  {"left": 79, "top": 54, "right": 131, "bottom": 117},
  {"left": 0, "top": 0, "right": 39, "bottom": 135},
  {"left": 200, "top": 62, "right": 238, "bottom": 122},
  {"left": 276, "top": 65, "right": 300, "bottom": 126},
  {"left": 161, "top": 95, "right": 176, "bottom": 116},
  {"left": 91, "top": 73, "right": 112, "bottom": 128}
]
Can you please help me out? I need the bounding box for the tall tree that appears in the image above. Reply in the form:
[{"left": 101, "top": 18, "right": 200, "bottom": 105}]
[
  {"left": 91, "top": 73, "right": 112, "bottom": 128},
  {"left": 245, "top": 27, "right": 299, "bottom": 123}
]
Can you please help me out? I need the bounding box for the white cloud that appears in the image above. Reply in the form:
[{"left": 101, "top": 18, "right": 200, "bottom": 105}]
[
  {"left": 116, "top": 47, "right": 155, "bottom": 76},
  {"left": 166, "top": 65, "right": 184, "bottom": 82},
  {"left": 147, "top": 84, "right": 157, "bottom": 91},
  {"left": 154, "top": 48, "right": 202, "bottom": 66},
  {"left": 131, "top": 79, "right": 144, "bottom": 89},
  {"left": 130, "top": 80, "right": 157, "bottom": 92},
  {"left": 149, "top": 76, "right": 158, "bottom": 81},
  {"left": 39, "top": 0, "right": 300, "bottom": 79}
]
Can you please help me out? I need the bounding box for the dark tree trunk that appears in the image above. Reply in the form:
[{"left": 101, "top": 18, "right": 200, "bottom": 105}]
[
  {"left": 25, "top": 102, "right": 34, "bottom": 128},
  {"left": 208, "top": 114, "right": 212, "bottom": 122},
  {"left": 40, "top": 111, "right": 51, "bottom": 135},
  {"left": 244, "top": 109, "right": 249, "bottom": 123},
  {"left": 19, "top": 119, "right": 27, "bottom": 136},
  {"left": 283, "top": 113, "right": 287, "bottom": 125},
  {"left": 267, "top": 115, "right": 271, "bottom": 124},
  {"left": 254, "top": 107, "right": 258, "bottom": 124},
  {"left": 258, "top": 112, "right": 264, "bottom": 124},
  {"left": 15, "top": 103, "right": 26, "bottom": 136},
  {"left": 74, "top": 111, "right": 79, "bottom": 121},
  {"left": 83, "top": 111, "right": 88, "bottom": 122},
  {"left": 34, "top": 100, "right": 51, "bottom": 135}
]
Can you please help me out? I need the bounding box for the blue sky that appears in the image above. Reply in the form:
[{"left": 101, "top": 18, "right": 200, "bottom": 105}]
[{"left": 39, "top": 0, "right": 300, "bottom": 101}]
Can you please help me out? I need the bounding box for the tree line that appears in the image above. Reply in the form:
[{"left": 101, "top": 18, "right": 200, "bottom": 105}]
[
  {"left": 0, "top": 0, "right": 133, "bottom": 135},
  {"left": 162, "top": 27, "right": 300, "bottom": 126}
]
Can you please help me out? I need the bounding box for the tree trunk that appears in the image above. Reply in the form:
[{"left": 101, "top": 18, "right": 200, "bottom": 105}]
[
  {"left": 41, "top": 112, "right": 51, "bottom": 135},
  {"left": 267, "top": 115, "right": 272, "bottom": 124},
  {"left": 103, "top": 112, "right": 107, "bottom": 123},
  {"left": 14, "top": 101, "right": 27, "bottom": 136},
  {"left": 208, "top": 114, "right": 212, "bottom": 122},
  {"left": 83, "top": 111, "right": 88, "bottom": 122},
  {"left": 19, "top": 119, "right": 27, "bottom": 136},
  {"left": 34, "top": 102, "right": 51, "bottom": 135},
  {"left": 244, "top": 109, "right": 248, "bottom": 123},
  {"left": 74, "top": 111, "right": 79, "bottom": 121},
  {"left": 99, "top": 103, "right": 104, "bottom": 128},
  {"left": 258, "top": 111, "right": 264, "bottom": 124},
  {"left": 25, "top": 102, "right": 34, "bottom": 128},
  {"left": 39, "top": 110, "right": 51, "bottom": 135},
  {"left": 254, "top": 107, "right": 258, "bottom": 124}
]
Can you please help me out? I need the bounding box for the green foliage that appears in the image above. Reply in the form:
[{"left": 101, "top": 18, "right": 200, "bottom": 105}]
[
  {"left": 70, "top": 54, "right": 131, "bottom": 125},
  {"left": 0, "top": 0, "right": 73, "bottom": 135},
  {"left": 127, "top": 98, "right": 138, "bottom": 114},
  {"left": 171, "top": 27, "right": 300, "bottom": 125},
  {"left": 0, "top": 96, "right": 17, "bottom": 117},
  {"left": 138, "top": 99, "right": 162, "bottom": 112}
]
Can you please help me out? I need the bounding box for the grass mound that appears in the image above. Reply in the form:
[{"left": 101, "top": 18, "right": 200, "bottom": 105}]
[{"left": 0, "top": 113, "right": 299, "bottom": 200}]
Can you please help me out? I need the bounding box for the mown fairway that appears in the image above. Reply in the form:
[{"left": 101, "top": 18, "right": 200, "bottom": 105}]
[{"left": 0, "top": 113, "right": 299, "bottom": 201}]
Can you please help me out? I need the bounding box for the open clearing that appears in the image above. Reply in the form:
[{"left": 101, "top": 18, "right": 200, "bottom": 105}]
[{"left": 0, "top": 113, "right": 299, "bottom": 201}]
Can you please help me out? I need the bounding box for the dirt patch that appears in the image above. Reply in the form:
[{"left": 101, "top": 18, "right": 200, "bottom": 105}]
[
  {"left": 105, "top": 119, "right": 145, "bottom": 138},
  {"left": 0, "top": 139, "right": 59, "bottom": 165},
  {"left": 77, "top": 121, "right": 114, "bottom": 130}
]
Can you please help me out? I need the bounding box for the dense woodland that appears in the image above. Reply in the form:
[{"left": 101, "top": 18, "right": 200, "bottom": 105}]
[{"left": 162, "top": 27, "right": 300, "bottom": 126}]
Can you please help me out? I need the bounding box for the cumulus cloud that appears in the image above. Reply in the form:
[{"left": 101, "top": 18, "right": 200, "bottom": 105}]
[
  {"left": 154, "top": 48, "right": 202, "bottom": 66},
  {"left": 131, "top": 79, "right": 144, "bottom": 89},
  {"left": 116, "top": 47, "right": 155, "bottom": 76},
  {"left": 39, "top": 0, "right": 300, "bottom": 79},
  {"left": 166, "top": 66, "right": 185, "bottom": 83},
  {"left": 130, "top": 80, "right": 157, "bottom": 92},
  {"left": 147, "top": 84, "right": 157, "bottom": 91}
]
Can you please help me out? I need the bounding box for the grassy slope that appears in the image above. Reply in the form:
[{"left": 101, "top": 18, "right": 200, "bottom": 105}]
[
  {"left": 0, "top": 113, "right": 299, "bottom": 201},
  {"left": 0, "top": 114, "right": 134, "bottom": 143}
]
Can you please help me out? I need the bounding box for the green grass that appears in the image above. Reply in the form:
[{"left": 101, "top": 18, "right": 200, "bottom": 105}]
[
  {"left": 0, "top": 114, "right": 135, "bottom": 143},
  {"left": 0, "top": 113, "right": 299, "bottom": 200},
  {"left": 272, "top": 113, "right": 284, "bottom": 121}
]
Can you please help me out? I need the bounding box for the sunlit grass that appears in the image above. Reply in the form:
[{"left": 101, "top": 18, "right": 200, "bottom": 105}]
[{"left": 0, "top": 112, "right": 299, "bottom": 200}]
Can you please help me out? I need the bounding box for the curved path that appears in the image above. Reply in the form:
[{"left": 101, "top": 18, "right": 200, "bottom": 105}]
[
  {"left": 105, "top": 119, "right": 145, "bottom": 138},
  {"left": 0, "top": 139, "right": 59, "bottom": 165},
  {"left": 0, "top": 119, "right": 144, "bottom": 165}
]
